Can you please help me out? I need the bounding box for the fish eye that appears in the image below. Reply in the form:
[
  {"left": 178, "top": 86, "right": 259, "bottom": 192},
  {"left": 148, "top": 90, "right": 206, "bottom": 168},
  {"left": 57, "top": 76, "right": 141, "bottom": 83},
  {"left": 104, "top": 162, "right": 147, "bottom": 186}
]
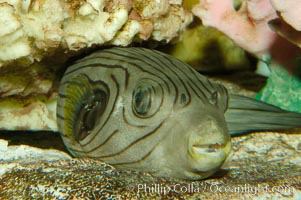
[
  {"left": 62, "top": 74, "right": 110, "bottom": 142},
  {"left": 133, "top": 85, "right": 152, "bottom": 116},
  {"left": 132, "top": 79, "right": 162, "bottom": 118}
]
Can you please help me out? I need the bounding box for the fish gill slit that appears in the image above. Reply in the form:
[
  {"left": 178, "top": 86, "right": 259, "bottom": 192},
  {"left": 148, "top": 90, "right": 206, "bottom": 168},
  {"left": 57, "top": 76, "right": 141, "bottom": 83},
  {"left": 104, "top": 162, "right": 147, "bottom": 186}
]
[{"left": 78, "top": 74, "right": 120, "bottom": 147}]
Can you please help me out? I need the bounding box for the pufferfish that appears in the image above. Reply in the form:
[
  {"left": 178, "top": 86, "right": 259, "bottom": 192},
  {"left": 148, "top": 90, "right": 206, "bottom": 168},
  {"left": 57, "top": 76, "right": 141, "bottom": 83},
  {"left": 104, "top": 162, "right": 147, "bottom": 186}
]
[{"left": 57, "top": 47, "right": 301, "bottom": 180}]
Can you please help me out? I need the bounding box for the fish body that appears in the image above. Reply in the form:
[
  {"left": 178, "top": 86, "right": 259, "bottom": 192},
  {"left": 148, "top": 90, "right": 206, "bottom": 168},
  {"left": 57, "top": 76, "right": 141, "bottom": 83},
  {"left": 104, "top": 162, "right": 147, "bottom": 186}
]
[{"left": 57, "top": 47, "right": 301, "bottom": 180}]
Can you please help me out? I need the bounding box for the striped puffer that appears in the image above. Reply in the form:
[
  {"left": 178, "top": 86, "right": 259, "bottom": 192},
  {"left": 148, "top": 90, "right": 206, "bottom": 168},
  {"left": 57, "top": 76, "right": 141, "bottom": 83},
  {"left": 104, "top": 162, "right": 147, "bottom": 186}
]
[{"left": 57, "top": 47, "right": 301, "bottom": 180}]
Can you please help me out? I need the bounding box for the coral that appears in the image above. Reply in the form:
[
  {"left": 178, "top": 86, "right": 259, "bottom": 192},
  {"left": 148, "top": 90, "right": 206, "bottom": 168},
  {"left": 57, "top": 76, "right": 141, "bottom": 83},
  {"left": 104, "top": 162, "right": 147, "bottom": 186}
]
[
  {"left": 191, "top": 0, "right": 301, "bottom": 65},
  {"left": 192, "top": 0, "right": 301, "bottom": 112},
  {"left": 0, "top": 0, "right": 193, "bottom": 67},
  {"left": 0, "top": 97, "right": 57, "bottom": 130},
  {"left": 192, "top": 0, "right": 278, "bottom": 59},
  {"left": 269, "top": 0, "right": 301, "bottom": 48},
  {"left": 271, "top": 0, "right": 301, "bottom": 31}
]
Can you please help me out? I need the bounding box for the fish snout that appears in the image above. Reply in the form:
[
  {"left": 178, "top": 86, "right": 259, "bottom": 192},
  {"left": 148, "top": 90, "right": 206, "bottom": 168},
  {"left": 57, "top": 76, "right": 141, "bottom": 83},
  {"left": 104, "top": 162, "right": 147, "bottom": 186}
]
[{"left": 187, "top": 116, "right": 231, "bottom": 176}]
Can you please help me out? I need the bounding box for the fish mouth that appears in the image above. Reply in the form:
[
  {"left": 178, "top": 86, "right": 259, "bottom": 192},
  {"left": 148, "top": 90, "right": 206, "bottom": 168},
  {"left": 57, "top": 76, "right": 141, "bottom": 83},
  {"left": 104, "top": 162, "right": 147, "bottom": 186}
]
[
  {"left": 192, "top": 143, "right": 226, "bottom": 153},
  {"left": 189, "top": 140, "right": 231, "bottom": 172}
]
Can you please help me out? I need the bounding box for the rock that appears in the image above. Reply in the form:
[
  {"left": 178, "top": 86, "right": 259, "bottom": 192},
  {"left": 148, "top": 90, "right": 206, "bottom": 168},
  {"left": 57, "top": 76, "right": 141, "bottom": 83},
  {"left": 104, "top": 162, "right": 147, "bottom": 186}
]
[{"left": 0, "top": 139, "right": 71, "bottom": 162}]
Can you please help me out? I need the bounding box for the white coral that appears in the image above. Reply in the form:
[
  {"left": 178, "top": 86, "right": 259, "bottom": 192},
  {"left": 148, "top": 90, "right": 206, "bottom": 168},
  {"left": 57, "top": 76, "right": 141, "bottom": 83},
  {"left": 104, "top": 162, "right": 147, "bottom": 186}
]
[
  {"left": 64, "top": 6, "right": 128, "bottom": 50},
  {"left": 0, "top": 3, "right": 31, "bottom": 63},
  {"left": 0, "top": 0, "right": 192, "bottom": 67}
]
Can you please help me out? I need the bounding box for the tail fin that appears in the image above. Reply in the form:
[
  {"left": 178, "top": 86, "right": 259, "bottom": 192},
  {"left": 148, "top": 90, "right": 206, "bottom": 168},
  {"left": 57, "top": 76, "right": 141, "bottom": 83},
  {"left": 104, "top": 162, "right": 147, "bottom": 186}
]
[{"left": 225, "top": 94, "right": 301, "bottom": 136}]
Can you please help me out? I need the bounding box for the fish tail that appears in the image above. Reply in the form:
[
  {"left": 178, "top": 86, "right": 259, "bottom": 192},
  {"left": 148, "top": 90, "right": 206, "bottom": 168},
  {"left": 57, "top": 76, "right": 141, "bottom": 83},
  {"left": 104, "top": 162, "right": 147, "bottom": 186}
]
[{"left": 225, "top": 94, "right": 301, "bottom": 136}]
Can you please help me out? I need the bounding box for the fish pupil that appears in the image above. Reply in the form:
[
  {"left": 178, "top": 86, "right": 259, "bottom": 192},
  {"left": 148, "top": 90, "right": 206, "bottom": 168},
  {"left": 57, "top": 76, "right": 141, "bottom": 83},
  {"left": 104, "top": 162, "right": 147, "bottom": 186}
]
[{"left": 134, "top": 87, "right": 151, "bottom": 115}]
